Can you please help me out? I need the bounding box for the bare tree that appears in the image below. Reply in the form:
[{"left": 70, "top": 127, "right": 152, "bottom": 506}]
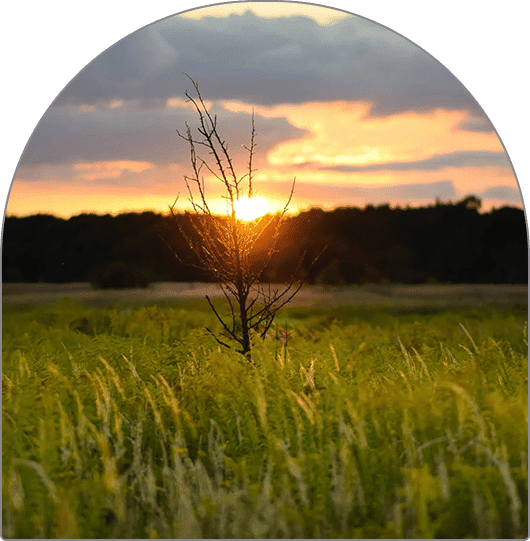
[{"left": 171, "top": 75, "right": 305, "bottom": 361}]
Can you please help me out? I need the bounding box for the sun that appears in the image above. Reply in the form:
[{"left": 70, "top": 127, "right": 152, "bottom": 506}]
[{"left": 234, "top": 197, "right": 269, "bottom": 222}]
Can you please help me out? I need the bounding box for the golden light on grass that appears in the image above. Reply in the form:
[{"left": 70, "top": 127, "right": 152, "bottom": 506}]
[{"left": 234, "top": 197, "right": 269, "bottom": 221}]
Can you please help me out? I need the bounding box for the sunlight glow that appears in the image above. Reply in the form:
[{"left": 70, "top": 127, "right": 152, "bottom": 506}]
[{"left": 234, "top": 197, "right": 269, "bottom": 221}]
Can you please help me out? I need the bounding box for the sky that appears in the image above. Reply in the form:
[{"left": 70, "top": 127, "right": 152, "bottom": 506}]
[{"left": 2, "top": 1, "right": 527, "bottom": 218}]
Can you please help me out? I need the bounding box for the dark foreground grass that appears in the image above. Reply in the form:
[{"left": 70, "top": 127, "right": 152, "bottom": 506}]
[{"left": 2, "top": 298, "right": 528, "bottom": 538}]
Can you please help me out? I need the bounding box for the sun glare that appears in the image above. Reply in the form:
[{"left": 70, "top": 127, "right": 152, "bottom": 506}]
[{"left": 234, "top": 197, "right": 269, "bottom": 221}]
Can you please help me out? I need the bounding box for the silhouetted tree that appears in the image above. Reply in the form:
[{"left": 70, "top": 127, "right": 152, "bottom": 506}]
[{"left": 171, "top": 75, "right": 306, "bottom": 360}]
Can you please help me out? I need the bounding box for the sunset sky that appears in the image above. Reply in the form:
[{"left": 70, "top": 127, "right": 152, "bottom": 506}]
[{"left": 4, "top": 1, "right": 525, "bottom": 218}]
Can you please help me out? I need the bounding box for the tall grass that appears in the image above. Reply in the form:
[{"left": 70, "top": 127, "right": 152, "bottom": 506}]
[{"left": 2, "top": 298, "right": 527, "bottom": 538}]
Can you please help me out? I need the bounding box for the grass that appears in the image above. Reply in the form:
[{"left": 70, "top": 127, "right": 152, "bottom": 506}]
[{"left": 2, "top": 297, "right": 528, "bottom": 538}]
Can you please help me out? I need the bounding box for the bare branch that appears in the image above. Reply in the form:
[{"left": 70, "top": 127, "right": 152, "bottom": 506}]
[
  {"left": 242, "top": 110, "right": 257, "bottom": 198},
  {"left": 170, "top": 75, "right": 313, "bottom": 361},
  {"left": 205, "top": 295, "right": 242, "bottom": 346},
  {"left": 205, "top": 327, "right": 232, "bottom": 350}
]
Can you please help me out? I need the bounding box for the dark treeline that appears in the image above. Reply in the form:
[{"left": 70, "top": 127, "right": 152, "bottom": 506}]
[{"left": 2, "top": 196, "right": 527, "bottom": 287}]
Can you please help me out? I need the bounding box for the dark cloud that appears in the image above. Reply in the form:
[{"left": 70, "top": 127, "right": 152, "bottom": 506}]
[
  {"left": 456, "top": 116, "right": 495, "bottom": 133},
  {"left": 295, "top": 151, "right": 511, "bottom": 173},
  {"left": 479, "top": 185, "right": 522, "bottom": 204},
  {"left": 53, "top": 11, "right": 482, "bottom": 117},
  {"left": 18, "top": 100, "right": 305, "bottom": 169}
]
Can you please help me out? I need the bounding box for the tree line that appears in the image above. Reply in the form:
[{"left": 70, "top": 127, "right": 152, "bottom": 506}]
[{"left": 2, "top": 197, "right": 527, "bottom": 287}]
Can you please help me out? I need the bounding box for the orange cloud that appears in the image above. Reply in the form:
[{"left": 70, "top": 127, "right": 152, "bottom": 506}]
[
  {"left": 249, "top": 165, "right": 514, "bottom": 193},
  {"left": 221, "top": 100, "right": 504, "bottom": 171},
  {"left": 109, "top": 99, "right": 125, "bottom": 109},
  {"left": 166, "top": 96, "right": 213, "bottom": 110},
  {"left": 73, "top": 160, "right": 155, "bottom": 181},
  {"left": 78, "top": 104, "right": 97, "bottom": 112}
]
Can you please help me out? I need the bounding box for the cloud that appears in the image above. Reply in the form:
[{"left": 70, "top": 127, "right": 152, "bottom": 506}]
[
  {"left": 18, "top": 99, "right": 305, "bottom": 170},
  {"left": 227, "top": 100, "right": 506, "bottom": 174},
  {"left": 298, "top": 150, "right": 511, "bottom": 173},
  {"left": 456, "top": 116, "right": 495, "bottom": 133},
  {"left": 179, "top": 3, "right": 351, "bottom": 25},
  {"left": 256, "top": 179, "right": 458, "bottom": 207},
  {"left": 73, "top": 160, "right": 154, "bottom": 181},
  {"left": 478, "top": 185, "right": 523, "bottom": 205},
  {"left": 52, "top": 11, "right": 482, "bottom": 118}
]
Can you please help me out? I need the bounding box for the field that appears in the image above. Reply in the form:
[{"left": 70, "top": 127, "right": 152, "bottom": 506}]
[{"left": 2, "top": 285, "right": 528, "bottom": 538}]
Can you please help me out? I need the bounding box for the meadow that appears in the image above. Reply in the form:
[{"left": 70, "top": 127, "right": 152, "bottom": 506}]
[{"left": 2, "top": 291, "right": 528, "bottom": 538}]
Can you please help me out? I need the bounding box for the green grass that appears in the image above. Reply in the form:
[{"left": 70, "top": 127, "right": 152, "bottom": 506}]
[{"left": 2, "top": 298, "right": 528, "bottom": 538}]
